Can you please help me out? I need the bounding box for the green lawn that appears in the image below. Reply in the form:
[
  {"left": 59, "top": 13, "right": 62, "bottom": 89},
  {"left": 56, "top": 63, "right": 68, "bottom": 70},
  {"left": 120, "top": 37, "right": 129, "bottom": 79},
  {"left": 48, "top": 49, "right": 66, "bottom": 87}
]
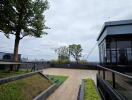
[
  {"left": 47, "top": 75, "right": 68, "bottom": 85},
  {"left": 0, "top": 74, "right": 52, "bottom": 100},
  {"left": 0, "top": 70, "right": 29, "bottom": 79},
  {"left": 84, "top": 79, "right": 101, "bottom": 100}
]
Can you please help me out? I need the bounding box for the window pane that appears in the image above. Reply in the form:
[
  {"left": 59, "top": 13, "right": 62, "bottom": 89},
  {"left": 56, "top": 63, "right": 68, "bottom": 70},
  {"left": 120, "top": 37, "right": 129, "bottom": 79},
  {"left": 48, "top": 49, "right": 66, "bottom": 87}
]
[
  {"left": 117, "top": 41, "right": 131, "bottom": 49},
  {"left": 117, "top": 41, "right": 132, "bottom": 65},
  {"left": 111, "top": 41, "right": 116, "bottom": 49},
  {"left": 111, "top": 50, "right": 116, "bottom": 63}
]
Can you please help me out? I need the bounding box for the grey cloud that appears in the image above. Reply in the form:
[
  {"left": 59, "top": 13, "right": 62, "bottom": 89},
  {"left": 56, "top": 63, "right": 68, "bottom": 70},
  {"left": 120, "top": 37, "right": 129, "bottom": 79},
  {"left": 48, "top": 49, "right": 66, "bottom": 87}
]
[{"left": 1, "top": 0, "right": 132, "bottom": 61}]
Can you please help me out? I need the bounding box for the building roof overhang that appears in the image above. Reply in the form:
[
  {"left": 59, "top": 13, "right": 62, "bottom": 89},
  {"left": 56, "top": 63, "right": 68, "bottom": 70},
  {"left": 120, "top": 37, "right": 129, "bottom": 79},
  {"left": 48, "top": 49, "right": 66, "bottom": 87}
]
[{"left": 97, "top": 19, "right": 132, "bottom": 41}]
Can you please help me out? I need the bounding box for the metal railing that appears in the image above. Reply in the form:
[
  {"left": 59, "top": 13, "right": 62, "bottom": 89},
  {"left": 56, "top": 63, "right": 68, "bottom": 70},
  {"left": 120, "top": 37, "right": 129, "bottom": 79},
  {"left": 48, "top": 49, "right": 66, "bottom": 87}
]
[
  {"left": 97, "top": 65, "right": 132, "bottom": 100},
  {"left": 0, "top": 61, "right": 49, "bottom": 71}
]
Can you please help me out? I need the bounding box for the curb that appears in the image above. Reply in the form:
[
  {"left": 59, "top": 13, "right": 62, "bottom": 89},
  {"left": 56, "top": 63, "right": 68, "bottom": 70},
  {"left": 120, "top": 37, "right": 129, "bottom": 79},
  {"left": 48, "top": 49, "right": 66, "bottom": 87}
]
[
  {"left": 33, "top": 76, "right": 66, "bottom": 100},
  {"left": 33, "top": 83, "right": 57, "bottom": 100},
  {"left": 33, "top": 82, "right": 63, "bottom": 100},
  {"left": 78, "top": 80, "right": 84, "bottom": 100},
  {"left": 78, "top": 79, "right": 102, "bottom": 100}
]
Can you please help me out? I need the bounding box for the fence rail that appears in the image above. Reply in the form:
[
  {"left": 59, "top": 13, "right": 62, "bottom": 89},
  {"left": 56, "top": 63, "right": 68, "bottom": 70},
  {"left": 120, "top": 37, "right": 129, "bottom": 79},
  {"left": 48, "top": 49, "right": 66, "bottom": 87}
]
[
  {"left": 0, "top": 61, "right": 49, "bottom": 71},
  {"left": 97, "top": 65, "right": 132, "bottom": 100}
]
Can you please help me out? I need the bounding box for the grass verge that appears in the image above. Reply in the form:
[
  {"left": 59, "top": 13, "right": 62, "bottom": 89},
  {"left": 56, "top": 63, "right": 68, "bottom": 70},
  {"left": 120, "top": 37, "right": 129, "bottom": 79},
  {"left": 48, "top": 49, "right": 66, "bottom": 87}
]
[
  {"left": 0, "top": 73, "right": 52, "bottom": 100},
  {"left": 84, "top": 79, "right": 100, "bottom": 100},
  {"left": 0, "top": 70, "right": 29, "bottom": 79},
  {"left": 47, "top": 75, "right": 68, "bottom": 85}
]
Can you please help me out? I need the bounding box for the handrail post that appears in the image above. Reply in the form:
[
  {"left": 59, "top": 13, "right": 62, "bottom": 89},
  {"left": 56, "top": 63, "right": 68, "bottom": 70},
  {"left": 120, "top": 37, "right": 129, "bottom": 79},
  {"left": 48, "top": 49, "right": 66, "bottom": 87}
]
[
  {"left": 103, "top": 69, "right": 105, "bottom": 80},
  {"left": 34, "top": 63, "right": 36, "bottom": 71},
  {"left": 98, "top": 65, "right": 100, "bottom": 75},
  {"left": 112, "top": 72, "right": 115, "bottom": 89}
]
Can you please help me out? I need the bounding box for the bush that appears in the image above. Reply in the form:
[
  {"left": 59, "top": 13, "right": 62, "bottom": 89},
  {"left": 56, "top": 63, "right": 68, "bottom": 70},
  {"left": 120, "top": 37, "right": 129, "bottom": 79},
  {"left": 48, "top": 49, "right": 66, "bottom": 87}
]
[
  {"left": 50, "top": 60, "right": 70, "bottom": 64},
  {"left": 78, "top": 60, "right": 88, "bottom": 64}
]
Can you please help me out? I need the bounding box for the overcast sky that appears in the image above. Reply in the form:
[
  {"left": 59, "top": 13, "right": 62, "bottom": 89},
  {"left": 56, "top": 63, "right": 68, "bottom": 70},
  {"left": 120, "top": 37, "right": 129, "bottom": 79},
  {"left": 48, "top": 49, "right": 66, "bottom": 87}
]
[{"left": 0, "top": 0, "right": 132, "bottom": 61}]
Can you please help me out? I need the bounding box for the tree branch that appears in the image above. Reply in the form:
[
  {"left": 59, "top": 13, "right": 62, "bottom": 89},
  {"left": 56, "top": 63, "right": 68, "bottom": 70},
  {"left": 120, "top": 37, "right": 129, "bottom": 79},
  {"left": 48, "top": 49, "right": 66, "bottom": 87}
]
[{"left": 20, "top": 34, "right": 28, "bottom": 39}]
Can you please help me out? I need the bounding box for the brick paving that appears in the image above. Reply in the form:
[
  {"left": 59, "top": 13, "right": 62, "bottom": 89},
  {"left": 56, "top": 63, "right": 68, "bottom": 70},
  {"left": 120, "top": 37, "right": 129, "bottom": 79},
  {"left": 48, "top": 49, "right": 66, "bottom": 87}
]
[{"left": 43, "top": 68, "right": 97, "bottom": 100}]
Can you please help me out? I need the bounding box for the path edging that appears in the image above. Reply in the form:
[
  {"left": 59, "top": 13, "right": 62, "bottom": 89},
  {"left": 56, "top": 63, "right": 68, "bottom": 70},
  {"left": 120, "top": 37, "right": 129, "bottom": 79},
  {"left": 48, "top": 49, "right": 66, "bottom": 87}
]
[
  {"left": 33, "top": 81, "right": 64, "bottom": 100},
  {"left": 33, "top": 83, "right": 58, "bottom": 100},
  {"left": 78, "top": 79, "right": 102, "bottom": 100},
  {"left": 78, "top": 80, "right": 84, "bottom": 100},
  {"left": 0, "top": 70, "right": 42, "bottom": 85}
]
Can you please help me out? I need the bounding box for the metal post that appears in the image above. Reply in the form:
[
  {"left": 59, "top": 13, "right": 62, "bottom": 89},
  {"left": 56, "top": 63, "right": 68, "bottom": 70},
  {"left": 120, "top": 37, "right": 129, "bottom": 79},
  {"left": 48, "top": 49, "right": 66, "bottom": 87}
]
[
  {"left": 98, "top": 65, "right": 100, "bottom": 75},
  {"left": 112, "top": 72, "right": 115, "bottom": 89},
  {"left": 103, "top": 69, "right": 105, "bottom": 79},
  {"left": 99, "top": 69, "right": 100, "bottom": 75},
  {"left": 34, "top": 63, "right": 35, "bottom": 71}
]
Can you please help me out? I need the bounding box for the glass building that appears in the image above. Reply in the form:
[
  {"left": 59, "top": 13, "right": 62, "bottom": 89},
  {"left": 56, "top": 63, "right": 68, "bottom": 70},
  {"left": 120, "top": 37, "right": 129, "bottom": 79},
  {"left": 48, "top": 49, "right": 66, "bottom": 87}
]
[
  {"left": 97, "top": 20, "right": 132, "bottom": 100},
  {"left": 97, "top": 20, "right": 132, "bottom": 65}
]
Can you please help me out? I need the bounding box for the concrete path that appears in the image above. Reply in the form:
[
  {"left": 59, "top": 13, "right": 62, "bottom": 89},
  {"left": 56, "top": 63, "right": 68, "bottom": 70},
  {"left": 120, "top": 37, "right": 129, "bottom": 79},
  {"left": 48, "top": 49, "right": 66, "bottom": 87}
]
[{"left": 43, "top": 68, "right": 97, "bottom": 100}]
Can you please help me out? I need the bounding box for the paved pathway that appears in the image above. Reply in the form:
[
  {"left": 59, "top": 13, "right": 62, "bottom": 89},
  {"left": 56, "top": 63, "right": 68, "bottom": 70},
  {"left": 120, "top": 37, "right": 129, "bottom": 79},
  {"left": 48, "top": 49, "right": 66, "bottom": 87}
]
[{"left": 43, "top": 68, "right": 97, "bottom": 100}]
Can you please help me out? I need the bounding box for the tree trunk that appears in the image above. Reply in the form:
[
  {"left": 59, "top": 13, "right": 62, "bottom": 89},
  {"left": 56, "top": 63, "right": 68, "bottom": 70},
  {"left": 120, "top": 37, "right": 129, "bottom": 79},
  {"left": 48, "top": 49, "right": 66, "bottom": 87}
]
[
  {"left": 13, "top": 35, "right": 20, "bottom": 62},
  {"left": 10, "top": 31, "right": 20, "bottom": 71},
  {"left": 76, "top": 58, "right": 78, "bottom": 64}
]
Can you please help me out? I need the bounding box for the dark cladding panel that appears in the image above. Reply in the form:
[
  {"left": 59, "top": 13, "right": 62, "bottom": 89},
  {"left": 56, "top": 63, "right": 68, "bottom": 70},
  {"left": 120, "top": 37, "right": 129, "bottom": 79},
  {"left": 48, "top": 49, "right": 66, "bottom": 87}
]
[{"left": 107, "top": 25, "right": 132, "bottom": 36}]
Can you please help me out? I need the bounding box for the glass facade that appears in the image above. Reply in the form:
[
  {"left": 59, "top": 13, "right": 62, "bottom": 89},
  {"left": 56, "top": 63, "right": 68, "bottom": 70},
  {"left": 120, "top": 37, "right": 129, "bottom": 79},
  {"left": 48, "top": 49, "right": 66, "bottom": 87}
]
[
  {"left": 99, "top": 38, "right": 132, "bottom": 65},
  {"left": 99, "top": 40, "right": 106, "bottom": 64}
]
